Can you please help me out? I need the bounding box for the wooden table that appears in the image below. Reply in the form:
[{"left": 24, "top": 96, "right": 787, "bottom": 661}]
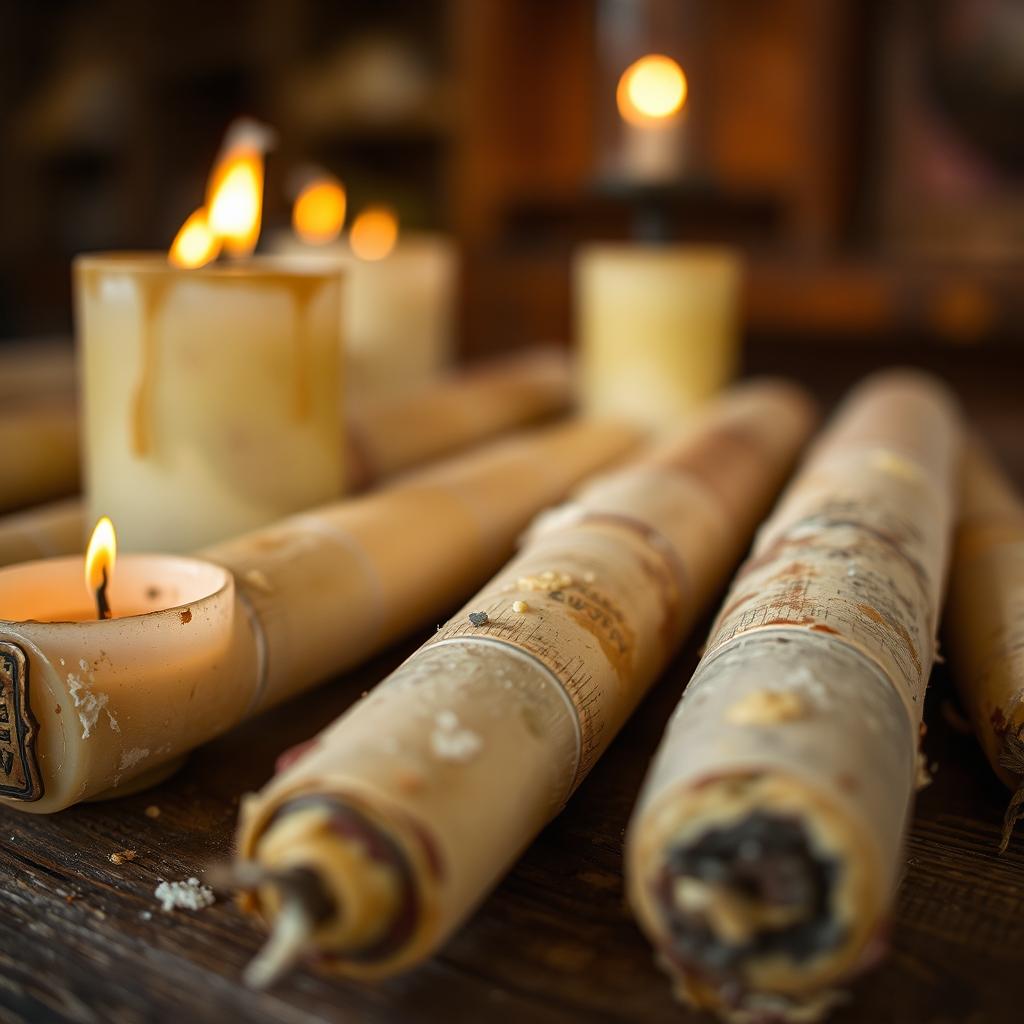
[{"left": 1, "top": 344, "right": 1022, "bottom": 1023}]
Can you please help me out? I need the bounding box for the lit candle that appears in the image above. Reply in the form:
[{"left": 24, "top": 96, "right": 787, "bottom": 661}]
[
  {"left": 76, "top": 123, "right": 345, "bottom": 552},
  {"left": 0, "top": 518, "right": 244, "bottom": 808},
  {"left": 615, "top": 54, "right": 688, "bottom": 184},
  {"left": 275, "top": 191, "right": 457, "bottom": 398},
  {"left": 575, "top": 244, "right": 742, "bottom": 428}
]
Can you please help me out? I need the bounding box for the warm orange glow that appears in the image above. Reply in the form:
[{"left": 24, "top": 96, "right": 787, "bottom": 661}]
[
  {"left": 616, "top": 55, "right": 688, "bottom": 125},
  {"left": 349, "top": 205, "right": 399, "bottom": 261},
  {"left": 85, "top": 516, "right": 117, "bottom": 597},
  {"left": 206, "top": 147, "right": 264, "bottom": 256},
  {"left": 168, "top": 208, "right": 222, "bottom": 269},
  {"left": 293, "top": 178, "right": 347, "bottom": 245}
]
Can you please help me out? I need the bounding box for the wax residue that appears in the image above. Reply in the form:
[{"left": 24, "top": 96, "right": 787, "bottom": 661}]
[
  {"left": 118, "top": 747, "right": 150, "bottom": 771},
  {"left": 154, "top": 877, "right": 215, "bottom": 912},
  {"left": 430, "top": 710, "right": 482, "bottom": 762}
]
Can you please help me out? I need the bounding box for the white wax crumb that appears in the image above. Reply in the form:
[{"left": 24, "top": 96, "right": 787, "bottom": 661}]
[
  {"left": 430, "top": 711, "right": 483, "bottom": 762},
  {"left": 67, "top": 673, "right": 110, "bottom": 740},
  {"left": 154, "top": 877, "right": 215, "bottom": 913},
  {"left": 140, "top": 911, "right": 153, "bottom": 921},
  {"left": 847, "top": 565, "right": 857, "bottom": 577},
  {"left": 118, "top": 747, "right": 150, "bottom": 771},
  {"left": 79, "top": 658, "right": 89, "bottom": 671}
]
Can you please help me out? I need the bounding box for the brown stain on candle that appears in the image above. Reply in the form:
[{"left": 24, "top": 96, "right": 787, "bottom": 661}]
[
  {"left": 131, "top": 277, "right": 171, "bottom": 458},
  {"left": 288, "top": 277, "right": 321, "bottom": 423},
  {"left": 858, "top": 601, "right": 921, "bottom": 674},
  {"left": 179, "top": 609, "right": 192, "bottom": 624}
]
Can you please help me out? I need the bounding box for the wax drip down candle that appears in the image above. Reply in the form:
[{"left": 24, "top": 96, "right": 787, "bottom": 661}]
[
  {"left": 76, "top": 120, "right": 345, "bottom": 553},
  {"left": 0, "top": 418, "right": 638, "bottom": 813}
]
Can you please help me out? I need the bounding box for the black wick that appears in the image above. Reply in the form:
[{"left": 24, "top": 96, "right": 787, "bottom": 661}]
[{"left": 95, "top": 566, "right": 112, "bottom": 621}]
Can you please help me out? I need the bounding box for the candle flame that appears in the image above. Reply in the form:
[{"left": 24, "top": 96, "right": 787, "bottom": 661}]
[
  {"left": 169, "top": 208, "right": 222, "bottom": 269},
  {"left": 85, "top": 516, "right": 117, "bottom": 600},
  {"left": 349, "top": 205, "right": 398, "bottom": 262},
  {"left": 293, "top": 177, "right": 347, "bottom": 245},
  {"left": 617, "top": 55, "right": 687, "bottom": 125},
  {"left": 207, "top": 147, "right": 265, "bottom": 256}
]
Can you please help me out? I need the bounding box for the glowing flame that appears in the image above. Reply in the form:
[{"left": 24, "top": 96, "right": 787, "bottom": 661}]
[
  {"left": 617, "top": 55, "right": 687, "bottom": 125},
  {"left": 85, "top": 517, "right": 117, "bottom": 619},
  {"left": 293, "top": 177, "right": 347, "bottom": 245},
  {"left": 169, "top": 208, "right": 222, "bottom": 269},
  {"left": 349, "top": 206, "right": 398, "bottom": 261},
  {"left": 206, "top": 146, "right": 264, "bottom": 256}
]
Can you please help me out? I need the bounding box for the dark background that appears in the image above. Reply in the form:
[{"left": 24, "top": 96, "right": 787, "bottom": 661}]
[{"left": 2, "top": 0, "right": 1023, "bottom": 359}]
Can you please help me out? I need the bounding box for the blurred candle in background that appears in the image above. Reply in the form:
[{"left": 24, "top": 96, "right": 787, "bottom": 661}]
[
  {"left": 616, "top": 53, "right": 688, "bottom": 183},
  {"left": 575, "top": 244, "right": 742, "bottom": 429}
]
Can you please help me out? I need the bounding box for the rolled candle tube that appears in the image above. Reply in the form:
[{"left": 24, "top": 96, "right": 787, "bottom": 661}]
[
  {"left": 0, "top": 349, "right": 573, "bottom": 568},
  {"left": 0, "top": 402, "right": 80, "bottom": 512},
  {"left": 0, "top": 418, "right": 637, "bottom": 813},
  {"left": 76, "top": 254, "right": 344, "bottom": 553},
  {"left": 626, "top": 371, "right": 962, "bottom": 1022},
  {"left": 233, "top": 379, "right": 817, "bottom": 984},
  {"left": 576, "top": 244, "right": 742, "bottom": 429},
  {"left": 945, "top": 441, "right": 1024, "bottom": 850}
]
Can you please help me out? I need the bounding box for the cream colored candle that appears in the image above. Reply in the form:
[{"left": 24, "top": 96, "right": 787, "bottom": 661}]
[
  {"left": 946, "top": 441, "right": 1024, "bottom": 850},
  {"left": 626, "top": 372, "right": 961, "bottom": 1022},
  {"left": 0, "top": 349, "right": 572, "bottom": 567},
  {"left": 76, "top": 254, "right": 344, "bottom": 552},
  {"left": 0, "top": 418, "right": 637, "bottom": 813},
  {"left": 576, "top": 244, "right": 741, "bottom": 428},
  {"left": 231, "top": 380, "right": 817, "bottom": 985},
  {"left": 0, "top": 552, "right": 245, "bottom": 808}
]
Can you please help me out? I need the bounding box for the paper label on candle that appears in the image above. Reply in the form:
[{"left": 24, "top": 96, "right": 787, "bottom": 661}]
[{"left": 0, "top": 642, "right": 42, "bottom": 801}]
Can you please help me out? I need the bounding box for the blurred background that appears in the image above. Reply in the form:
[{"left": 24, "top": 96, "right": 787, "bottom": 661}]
[{"left": 2, "top": 0, "right": 1023, "bottom": 364}]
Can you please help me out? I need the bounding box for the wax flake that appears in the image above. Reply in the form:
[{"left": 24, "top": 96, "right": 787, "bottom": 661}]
[
  {"left": 154, "top": 877, "right": 215, "bottom": 912},
  {"left": 144, "top": 805, "right": 162, "bottom": 819},
  {"left": 66, "top": 672, "right": 110, "bottom": 740},
  {"left": 109, "top": 850, "right": 137, "bottom": 865},
  {"left": 726, "top": 689, "right": 810, "bottom": 726},
  {"left": 512, "top": 600, "right": 529, "bottom": 614},
  {"left": 430, "top": 711, "right": 483, "bottom": 762},
  {"left": 118, "top": 748, "right": 150, "bottom": 771}
]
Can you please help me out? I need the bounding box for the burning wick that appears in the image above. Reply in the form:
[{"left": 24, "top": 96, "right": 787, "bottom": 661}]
[{"left": 85, "top": 516, "right": 117, "bottom": 622}]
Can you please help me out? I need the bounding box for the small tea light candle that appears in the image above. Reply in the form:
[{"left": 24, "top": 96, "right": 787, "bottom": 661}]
[
  {"left": 0, "top": 520, "right": 255, "bottom": 812},
  {"left": 576, "top": 244, "right": 742, "bottom": 428}
]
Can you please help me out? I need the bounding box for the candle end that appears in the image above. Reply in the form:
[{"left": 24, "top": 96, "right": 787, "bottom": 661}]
[{"left": 244, "top": 898, "right": 314, "bottom": 989}]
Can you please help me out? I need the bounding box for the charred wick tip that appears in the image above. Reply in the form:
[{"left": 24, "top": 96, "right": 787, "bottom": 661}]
[{"left": 656, "top": 812, "right": 843, "bottom": 977}]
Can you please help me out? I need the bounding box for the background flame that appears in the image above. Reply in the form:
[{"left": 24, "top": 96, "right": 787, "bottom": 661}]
[
  {"left": 206, "top": 148, "right": 264, "bottom": 256},
  {"left": 617, "top": 54, "right": 687, "bottom": 125},
  {"left": 350, "top": 205, "right": 399, "bottom": 261},
  {"left": 168, "top": 208, "right": 221, "bottom": 268},
  {"left": 85, "top": 516, "right": 117, "bottom": 593},
  {"left": 293, "top": 177, "right": 347, "bottom": 244}
]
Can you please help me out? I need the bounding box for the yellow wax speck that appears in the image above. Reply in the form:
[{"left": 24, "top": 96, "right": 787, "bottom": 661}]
[
  {"left": 726, "top": 689, "right": 809, "bottom": 726},
  {"left": 513, "top": 600, "right": 529, "bottom": 614},
  {"left": 145, "top": 805, "right": 161, "bottom": 819}
]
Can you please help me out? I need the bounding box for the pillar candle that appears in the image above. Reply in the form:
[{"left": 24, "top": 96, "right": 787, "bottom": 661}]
[
  {"left": 0, "top": 418, "right": 638, "bottom": 813},
  {"left": 75, "top": 254, "right": 344, "bottom": 552},
  {"left": 231, "top": 380, "right": 817, "bottom": 985},
  {"left": 576, "top": 244, "right": 741, "bottom": 428},
  {"left": 626, "top": 372, "right": 961, "bottom": 1022}
]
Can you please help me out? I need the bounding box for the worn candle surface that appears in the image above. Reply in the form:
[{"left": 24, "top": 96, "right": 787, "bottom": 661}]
[
  {"left": 627, "top": 372, "right": 962, "bottom": 1022},
  {"left": 0, "top": 419, "right": 636, "bottom": 812},
  {"left": 235, "top": 381, "right": 817, "bottom": 981},
  {"left": 76, "top": 254, "right": 344, "bottom": 552},
  {"left": 577, "top": 244, "right": 741, "bottom": 428}
]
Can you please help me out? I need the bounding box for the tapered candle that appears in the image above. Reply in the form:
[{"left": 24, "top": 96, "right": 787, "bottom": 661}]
[
  {"left": 626, "top": 372, "right": 961, "bottom": 1022},
  {"left": 0, "top": 349, "right": 573, "bottom": 568},
  {"left": 0, "top": 419, "right": 637, "bottom": 813},
  {"left": 231, "top": 380, "right": 817, "bottom": 985},
  {"left": 946, "top": 441, "right": 1024, "bottom": 850}
]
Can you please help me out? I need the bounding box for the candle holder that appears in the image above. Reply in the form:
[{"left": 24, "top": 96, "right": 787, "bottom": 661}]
[{"left": 75, "top": 254, "right": 345, "bottom": 553}]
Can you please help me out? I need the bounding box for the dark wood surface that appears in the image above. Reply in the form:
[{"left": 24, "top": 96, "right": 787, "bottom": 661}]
[{"left": 1, "top": 345, "right": 1022, "bottom": 1024}]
